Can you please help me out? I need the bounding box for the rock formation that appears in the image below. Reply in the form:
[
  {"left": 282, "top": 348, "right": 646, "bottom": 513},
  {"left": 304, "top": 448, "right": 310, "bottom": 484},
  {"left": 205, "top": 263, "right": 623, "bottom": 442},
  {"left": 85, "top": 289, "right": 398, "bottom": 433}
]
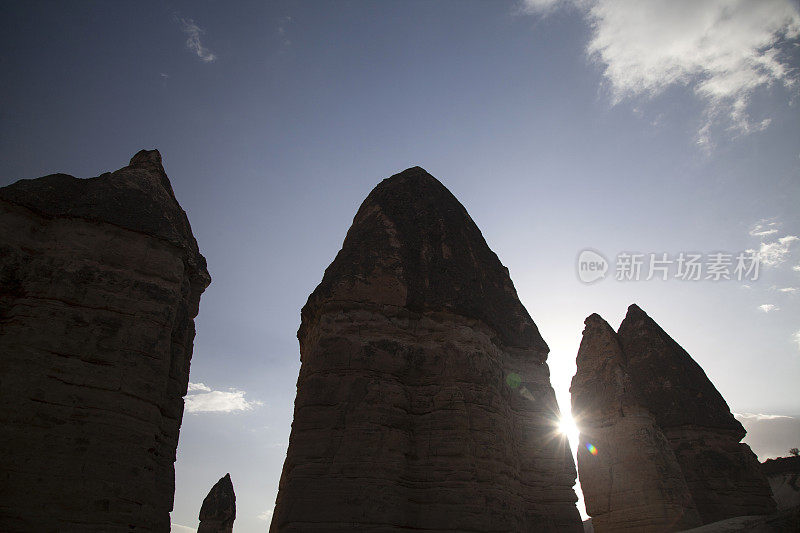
[
  {"left": 617, "top": 304, "right": 776, "bottom": 523},
  {"left": 761, "top": 456, "right": 800, "bottom": 510},
  {"left": 198, "top": 473, "right": 236, "bottom": 533},
  {"left": 571, "top": 314, "right": 701, "bottom": 532},
  {"left": 271, "top": 167, "right": 582, "bottom": 532},
  {"left": 572, "top": 304, "right": 775, "bottom": 532},
  {"left": 0, "top": 150, "right": 210, "bottom": 532}
]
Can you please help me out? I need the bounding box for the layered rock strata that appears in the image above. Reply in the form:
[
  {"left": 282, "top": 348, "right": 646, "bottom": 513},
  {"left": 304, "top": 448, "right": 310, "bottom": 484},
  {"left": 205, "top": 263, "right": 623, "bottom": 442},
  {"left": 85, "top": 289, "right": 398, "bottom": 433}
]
[
  {"left": 572, "top": 304, "right": 775, "bottom": 532},
  {"left": 617, "top": 305, "right": 776, "bottom": 523},
  {"left": 0, "top": 150, "right": 210, "bottom": 531},
  {"left": 198, "top": 473, "right": 236, "bottom": 533},
  {"left": 271, "top": 167, "right": 582, "bottom": 532},
  {"left": 571, "top": 314, "right": 701, "bottom": 532}
]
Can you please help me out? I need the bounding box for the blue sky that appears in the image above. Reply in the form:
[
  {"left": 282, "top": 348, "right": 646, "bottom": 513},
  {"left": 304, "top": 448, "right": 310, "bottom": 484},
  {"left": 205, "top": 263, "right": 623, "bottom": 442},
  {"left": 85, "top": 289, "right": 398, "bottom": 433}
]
[{"left": 1, "top": 1, "right": 799, "bottom": 531}]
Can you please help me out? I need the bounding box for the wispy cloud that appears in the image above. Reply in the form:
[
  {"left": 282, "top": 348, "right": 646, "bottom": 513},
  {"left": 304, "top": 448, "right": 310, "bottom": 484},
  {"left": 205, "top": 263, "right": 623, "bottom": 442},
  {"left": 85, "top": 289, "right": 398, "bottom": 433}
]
[
  {"left": 185, "top": 382, "right": 262, "bottom": 414},
  {"left": 277, "top": 16, "right": 293, "bottom": 48},
  {"left": 179, "top": 18, "right": 217, "bottom": 63},
  {"left": 521, "top": 0, "right": 800, "bottom": 145},
  {"left": 779, "top": 287, "right": 798, "bottom": 293},
  {"left": 794, "top": 329, "right": 800, "bottom": 351},
  {"left": 750, "top": 219, "right": 781, "bottom": 237},
  {"left": 758, "top": 304, "right": 779, "bottom": 313},
  {"left": 748, "top": 235, "right": 799, "bottom": 267},
  {"left": 257, "top": 508, "right": 274, "bottom": 522},
  {"left": 735, "top": 412, "right": 793, "bottom": 421}
]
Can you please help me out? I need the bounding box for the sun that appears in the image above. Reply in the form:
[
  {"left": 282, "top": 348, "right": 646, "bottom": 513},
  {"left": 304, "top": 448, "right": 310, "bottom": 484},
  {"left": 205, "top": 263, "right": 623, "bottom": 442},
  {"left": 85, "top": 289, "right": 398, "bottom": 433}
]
[{"left": 557, "top": 416, "right": 580, "bottom": 441}]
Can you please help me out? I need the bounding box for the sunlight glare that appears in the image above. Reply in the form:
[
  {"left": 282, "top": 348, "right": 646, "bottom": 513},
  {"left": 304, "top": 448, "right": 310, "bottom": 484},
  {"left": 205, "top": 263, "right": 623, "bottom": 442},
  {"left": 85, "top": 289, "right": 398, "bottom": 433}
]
[{"left": 558, "top": 415, "right": 580, "bottom": 445}]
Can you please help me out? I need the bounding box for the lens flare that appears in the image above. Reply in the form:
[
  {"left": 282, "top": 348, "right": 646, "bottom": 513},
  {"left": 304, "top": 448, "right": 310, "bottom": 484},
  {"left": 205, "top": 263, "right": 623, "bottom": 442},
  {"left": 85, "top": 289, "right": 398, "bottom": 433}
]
[
  {"left": 585, "top": 442, "right": 598, "bottom": 456},
  {"left": 505, "top": 372, "right": 521, "bottom": 389}
]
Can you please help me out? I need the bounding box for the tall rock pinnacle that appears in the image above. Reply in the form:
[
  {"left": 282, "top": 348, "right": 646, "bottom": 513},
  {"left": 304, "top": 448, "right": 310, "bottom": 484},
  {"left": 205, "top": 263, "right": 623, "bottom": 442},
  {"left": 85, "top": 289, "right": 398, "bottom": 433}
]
[
  {"left": 0, "top": 150, "right": 210, "bottom": 531},
  {"left": 572, "top": 305, "right": 776, "bottom": 532},
  {"left": 198, "top": 474, "right": 236, "bottom": 533},
  {"left": 271, "top": 167, "right": 582, "bottom": 532},
  {"left": 616, "top": 304, "right": 776, "bottom": 523},
  {"left": 572, "top": 314, "right": 701, "bottom": 532}
]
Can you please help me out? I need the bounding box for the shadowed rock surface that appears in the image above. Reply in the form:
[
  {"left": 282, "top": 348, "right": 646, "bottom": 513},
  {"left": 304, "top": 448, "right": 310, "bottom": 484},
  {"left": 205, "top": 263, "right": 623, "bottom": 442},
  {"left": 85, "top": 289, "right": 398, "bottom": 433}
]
[
  {"left": 572, "top": 305, "right": 775, "bottom": 531},
  {"left": 571, "top": 314, "right": 701, "bottom": 532},
  {"left": 270, "top": 167, "right": 582, "bottom": 532},
  {"left": 678, "top": 506, "right": 800, "bottom": 533},
  {"left": 198, "top": 473, "right": 236, "bottom": 533},
  {"left": 0, "top": 150, "right": 210, "bottom": 532},
  {"left": 617, "top": 304, "right": 776, "bottom": 523},
  {"left": 761, "top": 456, "right": 800, "bottom": 510}
]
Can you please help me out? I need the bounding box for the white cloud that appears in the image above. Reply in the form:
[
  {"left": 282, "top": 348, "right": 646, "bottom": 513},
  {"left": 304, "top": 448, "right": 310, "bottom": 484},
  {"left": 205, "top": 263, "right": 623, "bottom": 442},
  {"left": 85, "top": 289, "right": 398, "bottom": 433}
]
[
  {"left": 794, "top": 264, "right": 800, "bottom": 272},
  {"left": 748, "top": 235, "right": 799, "bottom": 267},
  {"left": 794, "top": 329, "right": 800, "bottom": 350},
  {"left": 187, "top": 382, "right": 211, "bottom": 392},
  {"left": 735, "top": 412, "right": 793, "bottom": 421},
  {"left": 522, "top": 0, "right": 800, "bottom": 144},
  {"left": 171, "top": 524, "right": 197, "bottom": 533},
  {"left": 750, "top": 219, "right": 781, "bottom": 237},
  {"left": 257, "top": 508, "right": 274, "bottom": 522},
  {"left": 185, "top": 383, "right": 262, "bottom": 414},
  {"left": 779, "top": 287, "right": 798, "bottom": 293},
  {"left": 758, "top": 304, "right": 779, "bottom": 313},
  {"left": 179, "top": 18, "right": 217, "bottom": 63}
]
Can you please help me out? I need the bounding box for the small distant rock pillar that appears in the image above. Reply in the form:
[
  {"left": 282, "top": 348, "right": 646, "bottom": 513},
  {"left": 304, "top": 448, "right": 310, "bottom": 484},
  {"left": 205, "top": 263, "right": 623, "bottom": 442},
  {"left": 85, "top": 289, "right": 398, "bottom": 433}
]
[{"left": 198, "top": 473, "right": 236, "bottom": 533}]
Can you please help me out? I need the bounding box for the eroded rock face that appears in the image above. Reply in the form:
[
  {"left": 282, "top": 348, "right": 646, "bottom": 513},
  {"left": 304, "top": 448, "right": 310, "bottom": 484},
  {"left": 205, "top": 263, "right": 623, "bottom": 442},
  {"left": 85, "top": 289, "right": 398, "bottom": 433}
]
[
  {"left": 0, "top": 150, "right": 210, "bottom": 532},
  {"left": 571, "top": 314, "right": 701, "bottom": 532},
  {"left": 198, "top": 473, "right": 236, "bottom": 533},
  {"left": 271, "top": 167, "right": 582, "bottom": 532},
  {"left": 617, "top": 305, "right": 776, "bottom": 523},
  {"left": 761, "top": 456, "right": 800, "bottom": 510},
  {"left": 572, "top": 305, "right": 775, "bottom": 532}
]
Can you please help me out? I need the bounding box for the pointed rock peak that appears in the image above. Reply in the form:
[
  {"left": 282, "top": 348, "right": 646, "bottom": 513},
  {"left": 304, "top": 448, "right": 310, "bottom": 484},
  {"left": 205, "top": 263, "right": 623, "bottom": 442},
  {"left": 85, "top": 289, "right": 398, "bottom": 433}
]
[
  {"left": 625, "top": 303, "right": 647, "bottom": 318},
  {"left": 584, "top": 313, "right": 612, "bottom": 328},
  {"left": 572, "top": 311, "right": 632, "bottom": 422},
  {"left": 129, "top": 149, "right": 164, "bottom": 171},
  {"left": 618, "top": 303, "right": 667, "bottom": 341},
  {"left": 578, "top": 313, "right": 623, "bottom": 359},
  {"left": 0, "top": 151, "right": 208, "bottom": 287},
  {"left": 199, "top": 473, "right": 236, "bottom": 526},
  {"left": 127, "top": 148, "right": 178, "bottom": 203},
  {"left": 616, "top": 303, "right": 742, "bottom": 434},
  {"left": 576, "top": 312, "right": 626, "bottom": 373},
  {"left": 303, "top": 167, "right": 547, "bottom": 353}
]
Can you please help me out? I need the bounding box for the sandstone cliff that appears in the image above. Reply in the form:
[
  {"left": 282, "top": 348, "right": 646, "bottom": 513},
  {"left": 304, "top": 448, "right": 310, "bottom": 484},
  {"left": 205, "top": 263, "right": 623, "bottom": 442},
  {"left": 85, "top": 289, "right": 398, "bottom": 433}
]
[
  {"left": 198, "top": 473, "right": 236, "bottom": 533},
  {"left": 0, "top": 150, "right": 210, "bottom": 531},
  {"left": 271, "top": 167, "right": 582, "bottom": 532},
  {"left": 572, "top": 314, "right": 701, "bottom": 532},
  {"left": 617, "top": 304, "right": 776, "bottom": 523},
  {"left": 572, "top": 305, "right": 775, "bottom": 532}
]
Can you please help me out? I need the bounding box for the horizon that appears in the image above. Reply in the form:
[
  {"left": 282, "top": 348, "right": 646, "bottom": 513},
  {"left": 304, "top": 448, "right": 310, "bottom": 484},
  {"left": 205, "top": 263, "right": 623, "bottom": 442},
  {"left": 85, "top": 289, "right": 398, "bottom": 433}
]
[{"left": 2, "top": 1, "right": 799, "bottom": 531}]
